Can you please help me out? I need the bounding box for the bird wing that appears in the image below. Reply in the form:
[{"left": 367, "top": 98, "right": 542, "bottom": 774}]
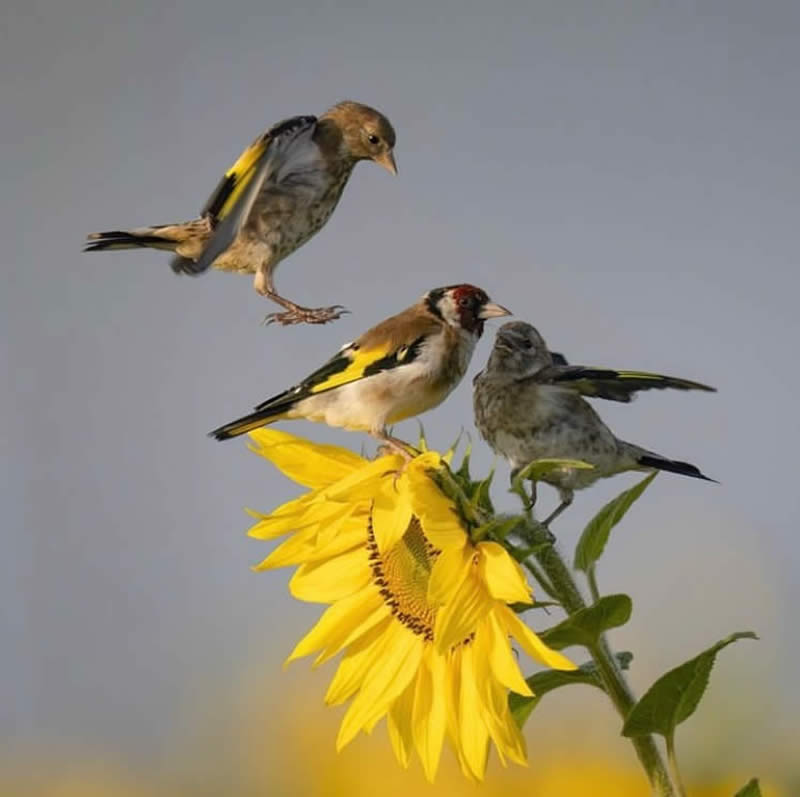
[
  {"left": 530, "top": 366, "right": 716, "bottom": 403},
  {"left": 253, "top": 331, "right": 431, "bottom": 413},
  {"left": 180, "top": 115, "right": 318, "bottom": 275}
]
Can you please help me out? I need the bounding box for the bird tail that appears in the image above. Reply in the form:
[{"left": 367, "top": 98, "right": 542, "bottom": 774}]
[
  {"left": 84, "top": 220, "right": 210, "bottom": 273},
  {"left": 209, "top": 406, "right": 292, "bottom": 441},
  {"left": 628, "top": 445, "right": 715, "bottom": 482}
]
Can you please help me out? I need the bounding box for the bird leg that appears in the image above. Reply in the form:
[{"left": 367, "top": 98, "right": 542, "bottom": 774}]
[
  {"left": 371, "top": 430, "right": 418, "bottom": 462},
  {"left": 542, "top": 489, "right": 574, "bottom": 528},
  {"left": 262, "top": 295, "right": 350, "bottom": 326},
  {"left": 254, "top": 269, "right": 349, "bottom": 325}
]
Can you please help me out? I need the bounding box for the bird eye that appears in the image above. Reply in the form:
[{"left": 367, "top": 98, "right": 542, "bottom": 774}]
[
  {"left": 367, "top": 134, "right": 380, "bottom": 145},
  {"left": 523, "top": 340, "right": 533, "bottom": 349},
  {"left": 458, "top": 297, "right": 471, "bottom": 308}
]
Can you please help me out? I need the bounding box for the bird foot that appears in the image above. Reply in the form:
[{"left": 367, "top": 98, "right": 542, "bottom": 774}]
[
  {"left": 373, "top": 434, "right": 418, "bottom": 462},
  {"left": 261, "top": 304, "right": 350, "bottom": 326}
]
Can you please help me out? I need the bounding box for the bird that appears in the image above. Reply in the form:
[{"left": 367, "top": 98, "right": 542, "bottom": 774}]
[
  {"left": 85, "top": 101, "right": 397, "bottom": 325},
  {"left": 473, "top": 321, "right": 716, "bottom": 525},
  {"left": 211, "top": 284, "right": 510, "bottom": 453}
]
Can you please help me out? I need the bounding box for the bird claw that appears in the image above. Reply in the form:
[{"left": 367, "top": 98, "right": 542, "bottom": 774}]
[{"left": 261, "top": 305, "right": 350, "bottom": 326}]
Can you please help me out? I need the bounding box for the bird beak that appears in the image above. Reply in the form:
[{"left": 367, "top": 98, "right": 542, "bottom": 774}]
[
  {"left": 375, "top": 150, "right": 398, "bottom": 175},
  {"left": 479, "top": 302, "right": 512, "bottom": 320}
]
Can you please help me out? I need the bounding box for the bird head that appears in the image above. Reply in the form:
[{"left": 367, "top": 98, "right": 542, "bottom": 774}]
[
  {"left": 326, "top": 101, "right": 397, "bottom": 174},
  {"left": 487, "top": 321, "right": 553, "bottom": 377},
  {"left": 425, "top": 284, "right": 511, "bottom": 336}
]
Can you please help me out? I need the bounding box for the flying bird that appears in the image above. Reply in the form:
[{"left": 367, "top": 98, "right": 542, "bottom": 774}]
[
  {"left": 473, "top": 321, "right": 716, "bottom": 525},
  {"left": 211, "top": 284, "right": 510, "bottom": 453},
  {"left": 85, "top": 101, "right": 397, "bottom": 325}
]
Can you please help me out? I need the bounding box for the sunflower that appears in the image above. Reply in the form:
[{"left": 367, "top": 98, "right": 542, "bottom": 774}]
[{"left": 246, "top": 429, "right": 576, "bottom": 782}]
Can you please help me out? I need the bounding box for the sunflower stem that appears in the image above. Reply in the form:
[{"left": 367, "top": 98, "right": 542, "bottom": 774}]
[
  {"left": 586, "top": 565, "right": 601, "bottom": 604},
  {"left": 520, "top": 518, "right": 676, "bottom": 796},
  {"left": 520, "top": 558, "right": 560, "bottom": 602}
]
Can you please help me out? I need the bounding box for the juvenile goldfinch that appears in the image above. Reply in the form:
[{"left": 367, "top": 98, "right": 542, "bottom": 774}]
[
  {"left": 211, "top": 284, "right": 510, "bottom": 452},
  {"left": 85, "top": 101, "right": 397, "bottom": 325},
  {"left": 473, "top": 321, "right": 716, "bottom": 525}
]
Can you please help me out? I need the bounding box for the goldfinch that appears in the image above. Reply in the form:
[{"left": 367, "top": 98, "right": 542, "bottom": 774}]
[
  {"left": 85, "top": 101, "right": 397, "bottom": 325},
  {"left": 211, "top": 284, "right": 510, "bottom": 451},
  {"left": 473, "top": 321, "right": 716, "bottom": 525}
]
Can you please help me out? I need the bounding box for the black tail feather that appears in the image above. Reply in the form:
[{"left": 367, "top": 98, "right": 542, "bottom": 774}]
[
  {"left": 84, "top": 230, "right": 171, "bottom": 252},
  {"left": 637, "top": 454, "right": 716, "bottom": 482},
  {"left": 209, "top": 401, "right": 295, "bottom": 441}
]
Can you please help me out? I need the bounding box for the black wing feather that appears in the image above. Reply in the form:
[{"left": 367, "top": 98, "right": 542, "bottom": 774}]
[{"left": 534, "top": 366, "right": 716, "bottom": 402}]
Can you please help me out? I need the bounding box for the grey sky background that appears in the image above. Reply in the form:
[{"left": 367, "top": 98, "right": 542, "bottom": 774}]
[{"left": 2, "top": 0, "right": 799, "bottom": 789}]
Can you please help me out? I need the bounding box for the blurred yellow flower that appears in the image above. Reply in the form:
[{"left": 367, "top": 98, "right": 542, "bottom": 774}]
[{"left": 246, "top": 429, "right": 575, "bottom": 782}]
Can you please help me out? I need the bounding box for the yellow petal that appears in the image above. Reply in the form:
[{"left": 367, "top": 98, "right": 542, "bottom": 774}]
[
  {"left": 247, "top": 499, "right": 347, "bottom": 542},
  {"left": 485, "top": 676, "right": 527, "bottom": 766},
  {"left": 321, "top": 455, "right": 404, "bottom": 502},
  {"left": 412, "top": 650, "right": 447, "bottom": 782},
  {"left": 286, "top": 586, "right": 387, "bottom": 665},
  {"left": 289, "top": 546, "right": 371, "bottom": 602},
  {"left": 477, "top": 542, "right": 532, "bottom": 604},
  {"left": 325, "top": 619, "right": 392, "bottom": 705},
  {"left": 458, "top": 644, "right": 490, "bottom": 781},
  {"left": 387, "top": 677, "right": 416, "bottom": 768},
  {"left": 427, "top": 544, "right": 473, "bottom": 607},
  {"left": 498, "top": 605, "right": 577, "bottom": 671},
  {"left": 434, "top": 570, "right": 492, "bottom": 652},
  {"left": 405, "top": 469, "right": 468, "bottom": 551},
  {"left": 484, "top": 611, "right": 533, "bottom": 696},
  {"left": 306, "top": 520, "right": 367, "bottom": 564},
  {"left": 248, "top": 428, "right": 366, "bottom": 488},
  {"left": 336, "top": 625, "right": 424, "bottom": 750},
  {"left": 405, "top": 451, "right": 443, "bottom": 473},
  {"left": 470, "top": 624, "right": 528, "bottom": 768},
  {"left": 252, "top": 526, "right": 319, "bottom": 570},
  {"left": 314, "top": 505, "right": 367, "bottom": 550},
  {"left": 371, "top": 481, "right": 413, "bottom": 552}
]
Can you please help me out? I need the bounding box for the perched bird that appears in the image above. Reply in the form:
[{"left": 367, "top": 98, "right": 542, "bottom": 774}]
[
  {"left": 473, "top": 321, "right": 716, "bottom": 525},
  {"left": 85, "top": 101, "right": 397, "bottom": 325},
  {"left": 211, "top": 284, "right": 510, "bottom": 452}
]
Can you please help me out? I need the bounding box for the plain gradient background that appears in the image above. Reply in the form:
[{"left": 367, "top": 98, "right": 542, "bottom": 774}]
[{"left": 2, "top": 0, "right": 798, "bottom": 790}]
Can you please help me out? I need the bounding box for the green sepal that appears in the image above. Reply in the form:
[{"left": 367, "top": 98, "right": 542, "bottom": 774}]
[
  {"left": 472, "top": 513, "right": 524, "bottom": 544},
  {"left": 469, "top": 468, "right": 495, "bottom": 515}
]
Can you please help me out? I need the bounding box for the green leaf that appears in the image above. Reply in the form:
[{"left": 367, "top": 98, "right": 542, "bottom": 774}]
[
  {"left": 622, "top": 631, "right": 758, "bottom": 739},
  {"left": 510, "top": 652, "right": 632, "bottom": 728},
  {"left": 539, "top": 594, "right": 632, "bottom": 650},
  {"left": 574, "top": 472, "right": 657, "bottom": 572},
  {"left": 511, "top": 458, "right": 593, "bottom": 494},
  {"left": 733, "top": 778, "right": 762, "bottom": 797}
]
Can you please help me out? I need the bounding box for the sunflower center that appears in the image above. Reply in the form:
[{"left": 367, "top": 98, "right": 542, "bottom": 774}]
[{"left": 367, "top": 513, "right": 440, "bottom": 641}]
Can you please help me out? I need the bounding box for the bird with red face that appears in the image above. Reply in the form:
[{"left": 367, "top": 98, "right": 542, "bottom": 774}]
[{"left": 211, "top": 284, "right": 510, "bottom": 454}]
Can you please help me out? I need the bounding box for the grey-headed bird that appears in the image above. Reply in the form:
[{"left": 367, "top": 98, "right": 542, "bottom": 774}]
[
  {"left": 473, "top": 321, "right": 715, "bottom": 524},
  {"left": 211, "top": 284, "right": 510, "bottom": 453},
  {"left": 85, "top": 101, "right": 397, "bottom": 325}
]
